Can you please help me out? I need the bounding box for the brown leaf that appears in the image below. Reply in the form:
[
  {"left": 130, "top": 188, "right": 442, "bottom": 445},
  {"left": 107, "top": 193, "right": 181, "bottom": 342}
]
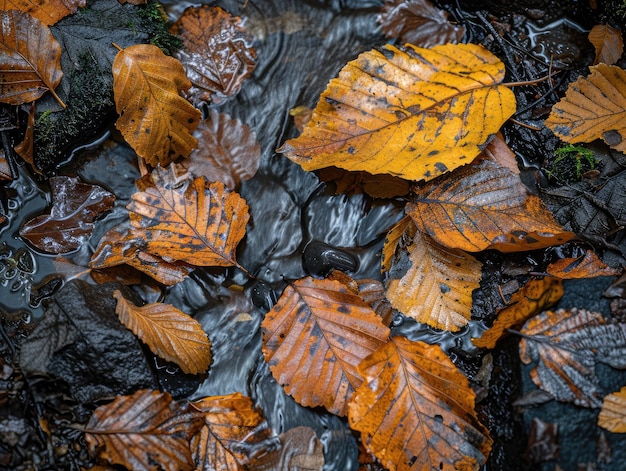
[
  {"left": 112, "top": 44, "right": 201, "bottom": 167},
  {"left": 278, "top": 43, "right": 516, "bottom": 182},
  {"left": 381, "top": 215, "right": 416, "bottom": 274},
  {"left": 386, "top": 230, "right": 482, "bottom": 331},
  {"left": 0, "top": 147, "right": 12, "bottom": 182},
  {"left": 348, "top": 336, "right": 492, "bottom": 471},
  {"left": 2, "top": 0, "right": 85, "bottom": 25},
  {"left": 113, "top": 290, "right": 211, "bottom": 375},
  {"left": 0, "top": 10, "right": 64, "bottom": 106},
  {"left": 20, "top": 176, "right": 115, "bottom": 254},
  {"left": 84, "top": 389, "right": 203, "bottom": 471},
  {"left": 316, "top": 167, "right": 410, "bottom": 198},
  {"left": 14, "top": 101, "right": 36, "bottom": 171},
  {"left": 546, "top": 249, "right": 622, "bottom": 279},
  {"left": 262, "top": 276, "right": 391, "bottom": 416},
  {"left": 249, "top": 426, "right": 324, "bottom": 471},
  {"left": 479, "top": 133, "right": 520, "bottom": 174},
  {"left": 378, "top": 0, "right": 465, "bottom": 47},
  {"left": 525, "top": 418, "right": 559, "bottom": 463},
  {"left": 171, "top": 5, "right": 256, "bottom": 104},
  {"left": 589, "top": 24, "right": 624, "bottom": 65},
  {"left": 127, "top": 166, "right": 249, "bottom": 268},
  {"left": 598, "top": 386, "right": 626, "bottom": 433}
]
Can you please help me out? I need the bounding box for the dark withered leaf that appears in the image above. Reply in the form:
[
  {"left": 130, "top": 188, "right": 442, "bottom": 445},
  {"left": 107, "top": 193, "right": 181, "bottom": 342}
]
[
  {"left": 248, "top": 426, "right": 324, "bottom": 471},
  {"left": 525, "top": 418, "right": 559, "bottom": 464}
]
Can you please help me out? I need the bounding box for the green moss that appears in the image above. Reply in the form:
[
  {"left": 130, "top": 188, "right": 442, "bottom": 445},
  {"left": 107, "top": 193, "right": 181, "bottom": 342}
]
[
  {"left": 546, "top": 144, "right": 597, "bottom": 183},
  {"left": 137, "top": 0, "right": 182, "bottom": 55}
]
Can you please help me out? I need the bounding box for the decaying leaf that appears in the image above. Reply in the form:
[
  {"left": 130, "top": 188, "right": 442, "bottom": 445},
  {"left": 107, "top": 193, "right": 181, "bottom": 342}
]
[
  {"left": 20, "top": 176, "right": 115, "bottom": 254},
  {"left": 519, "top": 308, "right": 626, "bottom": 407},
  {"left": 278, "top": 43, "right": 516, "bottom": 182},
  {"left": 14, "top": 101, "right": 36, "bottom": 171},
  {"left": 589, "top": 24, "right": 624, "bottom": 65},
  {"left": 113, "top": 290, "right": 211, "bottom": 375},
  {"left": 112, "top": 44, "right": 201, "bottom": 167},
  {"left": 472, "top": 277, "right": 563, "bottom": 349},
  {"left": 127, "top": 166, "right": 249, "bottom": 268},
  {"left": 546, "top": 64, "right": 626, "bottom": 152},
  {"left": 546, "top": 250, "right": 622, "bottom": 279},
  {"left": 386, "top": 230, "right": 481, "bottom": 331},
  {"left": 381, "top": 215, "right": 416, "bottom": 274},
  {"left": 378, "top": 0, "right": 465, "bottom": 47},
  {"left": 171, "top": 5, "right": 256, "bottom": 104},
  {"left": 249, "top": 426, "right": 324, "bottom": 471},
  {"left": 525, "top": 418, "right": 560, "bottom": 464},
  {"left": 598, "top": 386, "right": 626, "bottom": 433},
  {"left": 262, "top": 276, "right": 390, "bottom": 416},
  {"left": 316, "top": 167, "right": 410, "bottom": 199},
  {"left": 348, "top": 336, "right": 492, "bottom": 471},
  {"left": 84, "top": 389, "right": 203, "bottom": 471},
  {"left": 0, "top": 10, "right": 64, "bottom": 106},
  {"left": 2, "top": 0, "right": 85, "bottom": 25}
]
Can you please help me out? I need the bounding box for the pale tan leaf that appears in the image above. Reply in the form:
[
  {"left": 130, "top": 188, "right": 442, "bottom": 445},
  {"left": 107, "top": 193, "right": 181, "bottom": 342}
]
[{"left": 598, "top": 386, "right": 626, "bottom": 433}]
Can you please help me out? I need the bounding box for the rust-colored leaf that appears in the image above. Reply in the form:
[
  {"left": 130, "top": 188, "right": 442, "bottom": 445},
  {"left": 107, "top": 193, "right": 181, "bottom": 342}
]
[
  {"left": 407, "top": 158, "right": 574, "bottom": 252},
  {"left": 248, "top": 426, "right": 324, "bottom": 471},
  {"left": 278, "top": 43, "right": 516, "bottom": 182},
  {"left": 127, "top": 166, "right": 249, "bottom": 268},
  {"left": 546, "top": 249, "right": 622, "bottom": 279},
  {"left": 171, "top": 5, "right": 256, "bottom": 104},
  {"left": 348, "top": 336, "right": 492, "bottom": 471},
  {"left": 472, "top": 277, "right": 563, "bottom": 349},
  {"left": 316, "top": 167, "right": 410, "bottom": 198},
  {"left": 519, "top": 308, "right": 626, "bottom": 407},
  {"left": 378, "top": 0, "right": 465, "bottom": 47},
  {"left": 589, "top": 24, "right": 623, "bottom": 65},
  {"left": 546, "top": 64, "right": 626, "bottom": 152},
  {"left": 598, "top": 386, "right": 626, "bottom": 433},
  {"left": 112, "top": 44, "right": 201, "bottom": 167},
  {"left": 113, "top": 290, "right": 211, "bottom": 375},
  {"left": 386, "top": 230, "right": 482, "bottom": 331},
  {"left": 381, "top": 215, "right": 416, "bottom": 274},
  {"left": 0, "top": 147, "right": 12, "bottom": 182},
  {"left": 2, "top": 0, "right": 85, "bottom": 25},
  {"left": 479, "top": 133, "right": 520, "bottom": 174},
  {"left": 0, "top": 10, "right": 64, "bottom": 106},
  {"left": 14, "top": 100, "right": 36, "bottom": 171},
  {"left": 262, "top": 276, "right": 391, "bottom": 416},
  {"left": 84, "top": 389, "right": 203, "bottom": 471}
]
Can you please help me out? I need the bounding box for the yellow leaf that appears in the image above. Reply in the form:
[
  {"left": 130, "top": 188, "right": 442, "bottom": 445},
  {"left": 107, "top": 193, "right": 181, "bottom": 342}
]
[
  {"left": 278, "top": 43, "right": 516, "bottom": 182},
  {"left": 598, "top": 386, "right": 626, "bottom": 433}
]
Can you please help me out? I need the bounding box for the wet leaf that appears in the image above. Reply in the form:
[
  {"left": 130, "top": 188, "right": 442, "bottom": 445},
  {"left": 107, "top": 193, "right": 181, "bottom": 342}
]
[
  {"left": 598, "top": 386, "right": 626, "bottom": 433},
  {"left": 113, "top": 290, "right": 211, "bottom": 375},
  {"left": 348, "top": 336, "right": 492, "bottom": 471},
  {"left": 479, "top": 133, "right": 520, "bottom": 174},
  {"left": 84, "top": 389, "right": 203, "bottom": 471},
  {"left": 316, "top": 167, "right": 410, "bottom": 198},
  {"left": 386, "top": 230, "right": 481, "bottom": 331},
  {"left": 14, "top": 101, "right": 36, "bottom": 171},
  {"left": 0, "top": 147, "right": 11, "bottom": 182},
  {"left": 407, "top": 158, "right": 573, "bottom": 252},
  {"left": 249, "top": 426, "right": 324, "bottom": 471},
  {"left": 546, "top": 250, "right": 622, "bottom": 279},
  {"left": 546, "top": 64, "right": 626, "bottom": 152},
  {"left": 378, "top": 0, "right": 465, "bottom": 47},
  {"left": 127, "top": 166, "right": 249, "bottom": 268},
  {"left": 2, "top": 0, "right": 85, "bottom": 25},
  {"left": 20, "top": 176, "right": 115, "bottom": 254},
  {"left": 381, "top": 215, "right": 416, "bottom": 274},
  {"left": 112, "top": 44, "right": 201, "bottom": 167},
  {"left": 525, "top": 418, "right": 559, "bottom": 463},
  {"left": 171, "top": 5, "right": 256, "bottom": 105},
  {"left": 0, "top": 10, "right": 64, "bottom": 106},
  {"left": 473, "top": 277, "right": 563, "bottom": 349},
  {"left": 519, "top": 308, "right": 626, "bottom": 407},
  {"left": 589, "top": 24, "right": 623, "bottom": 65},
  {"left": 278, "top": 43, "right": 516, "bottom": 182},
  {"left": 262, "top": 276, "right": 391, "bottom": 416}
]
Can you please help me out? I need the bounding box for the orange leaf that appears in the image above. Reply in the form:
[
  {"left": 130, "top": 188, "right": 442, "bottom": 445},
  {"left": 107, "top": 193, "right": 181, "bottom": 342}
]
[
  {"left": 0, "top": 10, "right": 64, "bottom": 106},
  {"left": 407, "top": 158, "right": 573, "bottom": 252},
  {"left": 386, "top": 230, "right": 482, "bottom": 331},
  {"left": 14, "top": 101, "right": 36, "bottom": 171},
  {"left": 2, "top": 0, "right": 85, "bottom": 25},
  {"left": 278, "top": 43, "right": 516, "bottom": 182},
  {"left": 127, "top": 166, "right": 249, "bottom": 268},
  {"left": 546, "top": 64, "right": 626, "bottom": 152},
  {"left": 546, "top": 249, "right": 622, "bottom": 279},
  {"left": 114, "top": 290, "right": 211, "bottom": 374},
  {"left": 84, "top": 389, "right": 203, "bottom": 471},
  {"left": 348, "top": 336, "right": 492, "bottom": 471},
  {"left": 112, "top": 44, "right": 201, "bottom": 167},
  {"left": 381, "top": 215, "right": 416, "bottom": 273},
  {"left": 472, "top": 277, "right": 563, "bottom": 349},
  {"left": 598, "top": 386, "right": 626, "bottom": 433},
  {"left": 589, "top": 24, "right": 624, "bottom": 65},
  {"left": 261, "top": 276, "right": 391, "bottom": 416}
]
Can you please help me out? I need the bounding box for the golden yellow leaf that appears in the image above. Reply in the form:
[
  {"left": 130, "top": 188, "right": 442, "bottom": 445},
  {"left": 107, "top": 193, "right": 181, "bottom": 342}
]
[
  {"left": 2, "top": 0, "right": 85, "bottom": 25},
  {"left": 598, "top": 386, "right": 626, "bottom": 433},
  {"left": 589, "top": 24, "right": 624, "bottom": 66},
  {"left": 113, "top": 290, "right": 211, "bottom": 374},
  {"left": 112, "top": 44, "right": 201, "bottom": 167},
  {"left": 278, "top": 43, "right": 516, "bottom": 182}
]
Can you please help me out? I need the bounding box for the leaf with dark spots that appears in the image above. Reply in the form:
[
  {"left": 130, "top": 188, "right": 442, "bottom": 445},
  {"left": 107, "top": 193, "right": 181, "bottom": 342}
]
[{"left": 5, "top": 0, "right": 86, "bottom": 25}]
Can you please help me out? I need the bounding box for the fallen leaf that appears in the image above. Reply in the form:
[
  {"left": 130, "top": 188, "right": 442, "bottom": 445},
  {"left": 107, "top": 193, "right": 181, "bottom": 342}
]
[
  {"left": 519, "top": 308, "right": 626, "bottom": 407},
  {"left": 84, "top": 389, "right": 203, "bottom": 471},
  {"left": 348, "top": 336, "right": 492, "bottom": 471},
  {"left": 381, "top": 215, "right": 416, "bottom": 274},
  {"left": 112, "top": 44, "right": 201, "bottom": 167},
  {"left": 0, "top": 10, "right": 64, "bottom": 106},
  {"left": 278, "top": 42, "right": 516, "bottom": 182},
  {"left": 589, "top": 24, "right": 624, "bottom": 65},
  {"left": 407, "top": 158, "right": 573, "bottom": 252},
  {"left": 171, "top": 5, "right": 256, "bottom": 104},
  {"left": 127, "top": 166, "right": 249, "bottom": 268},
  {"left": 546, "top": 250, "right": 622, "bottom": 278},
  {"left": 248, "top": 426, "right": 324, "bottom": 471},
  {"left": 598, "top": 386, "right": 626, "bottom": 433},
  {"left": 546, "top": 64, "right": 626, "bottom": 152},
  {"left": 378, "top": 0, "right": 465, "bottom": 47},
  {"left": 0, "top": 147, "right": 12, "bottom": 181},
  {"left": 262, "top": 276, "right": 391, "bottom": 416},
  {"left": 525, "top": 418, "right": 559, "bottom": 463},
  {"left": 14, "top": 101, "right": 36, "bottom": 171},
  {"left": 316, "top": 167, "right": 410, "bottom": 198},
  {"left": 3, "top": 0, "right": 85, "bottom": 25},
  {"left": 386, "top": 230, "right": 482, "bottom": 331},
  {"left": 20, "top": 176, "right": 115, "bottom": 254},
  {"left": 479, "top": 133, "right": 520, "bottom": 174},
  {"left": 472, "top": 277, "right": 563, "bottom": 349}
]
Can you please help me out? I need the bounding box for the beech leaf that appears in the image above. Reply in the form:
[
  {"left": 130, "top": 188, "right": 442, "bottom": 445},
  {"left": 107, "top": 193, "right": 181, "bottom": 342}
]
[
  {"left": 589, "top": 24, "right": 624, "bottom": 66},
  {"left": 112, "top": 44, "right": 201, "bottom": 167},
  {"left": 598, "top": 386, "right": 626, "bottom": 433},
  {"left": 348, "top": 336, "right": 492, "bottom": 471},
  {"left": 278, "top": 43, "right": 516, "bottom": 182},
  {"left": 546, "top": 249, "right": 622, "bottom": 279},
  {"left": 248, "top": 426, "right": 324, "bottom": 471},
  {"left": 3, "top": 0, "right": 85, "bottom": 25}
]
